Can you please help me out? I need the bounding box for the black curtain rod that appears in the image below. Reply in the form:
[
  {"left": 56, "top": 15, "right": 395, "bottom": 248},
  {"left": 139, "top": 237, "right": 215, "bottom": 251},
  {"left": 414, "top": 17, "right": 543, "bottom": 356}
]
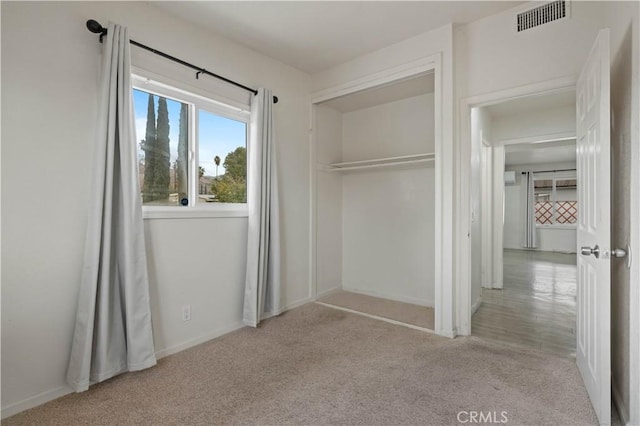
[
  {"left": 86, "top": 20, "right": 278, "bottom": 104},
  {"left": 520, "top": 168, "right": 576, "bottom": 174}
]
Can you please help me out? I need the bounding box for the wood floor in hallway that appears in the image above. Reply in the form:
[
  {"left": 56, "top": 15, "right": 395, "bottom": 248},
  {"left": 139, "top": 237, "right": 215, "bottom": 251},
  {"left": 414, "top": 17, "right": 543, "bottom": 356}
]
[{"left": 472, "top": 249, "right": 577, "bottom": 358}]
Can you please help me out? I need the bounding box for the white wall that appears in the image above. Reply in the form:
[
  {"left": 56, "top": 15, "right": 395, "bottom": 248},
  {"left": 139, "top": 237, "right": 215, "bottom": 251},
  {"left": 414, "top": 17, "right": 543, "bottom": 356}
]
[
  {"left": 491, "top": 104, "right": 575, "bottom": 143},
  {"left": 342, "top": 167, "right": 435, "bottom": 306},
  {"left": 341, "top": 94, "right": 435, "bottom": 161},
  {"left": 340, "top": 94, "right": 435, "bottom": 306},
  {"left": 1, "top": 1, "right": 311, "bottom": 416},
  {"left": 315, "top": 105, "right": 343, "bottom": 296},
  {"left": 455, "top": 2, "right": 608, "bottom": 100}
]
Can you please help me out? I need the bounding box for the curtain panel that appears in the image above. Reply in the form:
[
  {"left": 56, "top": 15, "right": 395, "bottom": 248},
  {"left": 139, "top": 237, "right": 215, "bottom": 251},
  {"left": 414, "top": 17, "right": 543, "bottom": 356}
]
[
  {"left": 67, "top": 23, "right": 156, "bottom": 392},
  {"left": 243, "top": 88, "right": 282, "bottom": 327},
  {"left": 522, "top": 171, "right": 538, "bottom": 249}
]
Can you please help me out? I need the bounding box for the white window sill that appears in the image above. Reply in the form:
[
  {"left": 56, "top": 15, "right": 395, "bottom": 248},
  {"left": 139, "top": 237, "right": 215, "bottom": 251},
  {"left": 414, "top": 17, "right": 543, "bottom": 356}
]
[
  {"left": 536, "top": 224, "right": 577, "bottom": 230},
  {"left": 143, "top": 205, "right": 248, "bottom": 219}
]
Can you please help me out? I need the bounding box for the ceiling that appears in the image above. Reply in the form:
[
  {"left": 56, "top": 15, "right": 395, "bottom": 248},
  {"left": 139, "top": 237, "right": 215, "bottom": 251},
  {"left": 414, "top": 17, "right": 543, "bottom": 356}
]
[
  {"left": 505, "top": 140, "right": 576, "bottom": 166},
  {"left": 320, "top": 73, "right": 434, "bottom": 113},
  {"left": 485, "top": 90, "right": 576, "bottom": 118},
  {"left": 153, "top": 1, "right": 523, "bottom": 74}
]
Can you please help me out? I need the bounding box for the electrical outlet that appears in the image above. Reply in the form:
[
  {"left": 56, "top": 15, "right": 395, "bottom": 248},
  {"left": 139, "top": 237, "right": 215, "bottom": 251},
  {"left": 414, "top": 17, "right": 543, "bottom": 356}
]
[{"left": 182, "top": 305, "right": 191, "bottom": 322}]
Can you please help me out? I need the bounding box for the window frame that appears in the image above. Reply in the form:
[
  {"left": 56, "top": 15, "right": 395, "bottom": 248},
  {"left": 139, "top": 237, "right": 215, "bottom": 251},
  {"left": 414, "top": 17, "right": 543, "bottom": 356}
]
[
  {"left": 534, "top": 175, "right": 577, "bottom": 229},
  {"left": 131, "top": 73, "right": 251, "bottom": 219}
]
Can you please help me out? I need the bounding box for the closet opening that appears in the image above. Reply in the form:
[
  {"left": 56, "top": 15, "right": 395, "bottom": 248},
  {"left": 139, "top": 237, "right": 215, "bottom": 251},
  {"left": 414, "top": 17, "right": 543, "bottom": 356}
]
[{"left": 311, "top": 71, "right": 437, "bottom": 332}]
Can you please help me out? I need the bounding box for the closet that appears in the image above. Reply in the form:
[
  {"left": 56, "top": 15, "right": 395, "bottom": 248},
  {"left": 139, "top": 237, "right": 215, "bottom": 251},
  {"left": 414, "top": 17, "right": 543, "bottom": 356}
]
[{"left": 313, "top": 72, "right": 436, "bottom": 330}]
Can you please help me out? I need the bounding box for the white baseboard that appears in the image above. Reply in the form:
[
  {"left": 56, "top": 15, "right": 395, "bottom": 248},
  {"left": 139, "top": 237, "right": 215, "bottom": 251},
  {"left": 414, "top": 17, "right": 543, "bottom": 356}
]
[
  {"left": 284, "top": 295, "right": 315, "bottom": 311},
  {"left": 154, "top": 320, "right": 246, "bottom": 359},
  {"left": 315, "top": 301, "right": 435, "bottom": 334},
  {"left": 612, "top": 380, "right": 629, "bottom": 425},
  {"left": 2, "top": 296, "right": 316, "bottom": 419},
  {"left": 315, "top": 286, "right": 342, "bottom": 299},
  {"left": 1, "top": 386, "right": 73, "bottom": 420},
  {"left": 342, "top": 286, "right": 434, "bottom": 307},
  {"left": 471, "top": 296, "right": 482, "bottom": 315}
]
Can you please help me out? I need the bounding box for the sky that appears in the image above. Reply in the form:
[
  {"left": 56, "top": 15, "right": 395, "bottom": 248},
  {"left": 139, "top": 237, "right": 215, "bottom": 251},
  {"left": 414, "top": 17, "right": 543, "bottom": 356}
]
[{"left": 133, "top": 89, "right": 246, "bottom": 177}]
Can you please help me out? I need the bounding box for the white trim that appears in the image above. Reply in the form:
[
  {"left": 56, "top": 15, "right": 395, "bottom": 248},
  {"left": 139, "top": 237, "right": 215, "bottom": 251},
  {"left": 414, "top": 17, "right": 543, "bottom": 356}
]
[
  {"left": 612, "top": 379, "right": 630, "bottom": 426},
  {"left": 456, "top": 75, "right": 578, "bottom": 336},
  {"left": 536, "top": 224, "right": 576, "bottom": 230},
  {"left": 315, "top": 302, "right": 436, "bottom": 334},
  {"left": 471, "top": 296, "right": 482, "bottom": 315},
  {"left": 481, "top": 144, "right": 494, "bottom": 290},
  {"left": 342, "top": 286, "right": 434, "bottom": 308},
  {"left": 281, "top": 296, "right": 315, "bottom": 312},
  {"left": 311, "top": 56, "right": 438, "bottom": 104},
  {"left": 492, "top": 146, "right": 505, "bottom": 291},
  {"left": 309, "top": 102, "right": 318, "bottom": 301},
  {"left": 308, "top": 53, "right": 453, "bottom": 338},
  {"left": 131, "top": 66, "right": 250, "bottom": 112},
  {"left": 315, "top": 286, "right": 343, "bottom": 299},
  {"left": 1, "top": 386, "right": 73, "bottom": 420},
  {"left": 154, "top": 321, "right": 245, "bottom": 359},
  {"left": 143, "top": 205, "right": 248, "bottom": 219}
]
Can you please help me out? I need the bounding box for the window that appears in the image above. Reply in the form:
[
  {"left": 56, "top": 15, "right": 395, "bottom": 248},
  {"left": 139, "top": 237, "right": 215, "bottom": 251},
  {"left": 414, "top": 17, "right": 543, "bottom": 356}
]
[
  {"left": 132, "top": 74, "right": 250, "bottom": 217},
  {"left": 534, "top": 177, "right": 577, "bottom": 225}
]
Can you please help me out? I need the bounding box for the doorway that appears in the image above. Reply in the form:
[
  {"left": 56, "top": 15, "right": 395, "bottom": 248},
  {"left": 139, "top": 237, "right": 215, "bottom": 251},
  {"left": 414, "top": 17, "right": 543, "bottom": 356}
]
[{"left": 467, "top": 89, "right": 579, "bottom": 358}]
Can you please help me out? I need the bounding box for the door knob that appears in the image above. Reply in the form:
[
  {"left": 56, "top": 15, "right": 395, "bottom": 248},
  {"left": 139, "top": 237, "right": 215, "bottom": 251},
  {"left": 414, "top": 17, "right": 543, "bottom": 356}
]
[
  {"left": 612, "top": 248, "right": 627, "bottom": 258},
  {"left": 613, "top": 244, "right": 632, "bottom": 269},
  {"left": 581, "top": 245, "right": 600, "bottom": 258}
]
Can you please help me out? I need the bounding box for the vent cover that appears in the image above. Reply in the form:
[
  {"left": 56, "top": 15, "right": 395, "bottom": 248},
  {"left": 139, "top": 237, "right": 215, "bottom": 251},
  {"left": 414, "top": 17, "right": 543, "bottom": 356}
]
[{"left": 517, "top": 1, "right": 568, "bottom": 32}]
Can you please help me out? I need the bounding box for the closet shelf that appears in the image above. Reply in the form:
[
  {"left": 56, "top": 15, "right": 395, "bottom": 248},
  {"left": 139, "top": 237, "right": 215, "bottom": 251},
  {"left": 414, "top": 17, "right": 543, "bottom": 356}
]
[{"left": 321, "top": 153, "right": 435, "bottom": 172}]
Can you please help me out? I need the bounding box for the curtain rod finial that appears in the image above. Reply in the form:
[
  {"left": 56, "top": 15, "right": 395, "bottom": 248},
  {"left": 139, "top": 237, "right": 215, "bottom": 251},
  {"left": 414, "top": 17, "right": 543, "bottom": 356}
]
[
  {"left": 86, "top": 19, "right": 104, "bottom": 34},
  {"left": 86, "top": 19, "right": 107, "bottom": 42}
]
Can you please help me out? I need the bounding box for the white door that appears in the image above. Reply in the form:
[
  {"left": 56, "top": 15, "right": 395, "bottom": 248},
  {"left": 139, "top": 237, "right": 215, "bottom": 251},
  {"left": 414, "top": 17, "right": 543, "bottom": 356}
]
[{"left": 576, "top": 29, "right": 611, "bottom": 425}]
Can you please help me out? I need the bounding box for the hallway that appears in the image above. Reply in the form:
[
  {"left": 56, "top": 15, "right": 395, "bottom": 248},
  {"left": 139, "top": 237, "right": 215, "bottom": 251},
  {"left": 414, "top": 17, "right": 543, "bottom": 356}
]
[{"left": 472, "top": 249, "right": 577, "bottom": 358}]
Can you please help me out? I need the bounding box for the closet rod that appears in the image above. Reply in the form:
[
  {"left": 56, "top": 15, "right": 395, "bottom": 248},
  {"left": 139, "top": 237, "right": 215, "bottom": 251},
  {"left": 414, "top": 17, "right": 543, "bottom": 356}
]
[
  {"left": 86, "top": 20, "right": 279, "bottom": 104},
  {"left": 520, "top": 168, "right": 576, "bottom": 174}
]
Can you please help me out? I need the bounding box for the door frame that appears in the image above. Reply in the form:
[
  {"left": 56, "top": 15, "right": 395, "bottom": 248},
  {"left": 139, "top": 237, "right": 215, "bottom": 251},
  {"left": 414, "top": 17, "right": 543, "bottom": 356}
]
[
  {"left": 309, "top": 53, "right": 456, "bottom": 337},
  {"left": 456, "top": 75, "right": 577, "bottom": 336}
]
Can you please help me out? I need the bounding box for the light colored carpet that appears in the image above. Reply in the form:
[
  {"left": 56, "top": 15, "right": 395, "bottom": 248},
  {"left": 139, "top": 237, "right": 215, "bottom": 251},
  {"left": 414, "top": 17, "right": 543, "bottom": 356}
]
[
  {"left": 4, "top": 303, "right": 596, "bottom": 425},
  {"left": 318, "top": 290, "right": 434, "bottom": 330}
]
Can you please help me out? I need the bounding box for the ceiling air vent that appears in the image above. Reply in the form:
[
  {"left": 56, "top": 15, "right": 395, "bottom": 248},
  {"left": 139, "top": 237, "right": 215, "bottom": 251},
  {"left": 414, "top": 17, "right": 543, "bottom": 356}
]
[{"left": 517, "top": 1, "right": 568, "bottom": 32}]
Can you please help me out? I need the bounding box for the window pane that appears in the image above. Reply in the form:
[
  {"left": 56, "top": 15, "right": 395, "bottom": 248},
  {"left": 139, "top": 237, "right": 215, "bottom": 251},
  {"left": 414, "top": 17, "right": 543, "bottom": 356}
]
[
  {"left": 198, "top": 110, "right": 247, "bottom": 204},
  {"left": 555, "top": 179, "right": 577, "bottom": 224},
  {"left": 534, "top": 180, "right": 552, "bottom": 224},
  {"left": 133, "top": 89, "right": 189, "bottom": 206}
]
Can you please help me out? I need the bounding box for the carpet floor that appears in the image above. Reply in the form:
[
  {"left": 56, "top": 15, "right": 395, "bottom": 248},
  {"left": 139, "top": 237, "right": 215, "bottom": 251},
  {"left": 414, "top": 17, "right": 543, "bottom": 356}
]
[
  {"left": 4, "top": 303, "right": 597, "bottom": 425},
  {"left": 318, "top": 290, "right": 434, "bottom": 330}
]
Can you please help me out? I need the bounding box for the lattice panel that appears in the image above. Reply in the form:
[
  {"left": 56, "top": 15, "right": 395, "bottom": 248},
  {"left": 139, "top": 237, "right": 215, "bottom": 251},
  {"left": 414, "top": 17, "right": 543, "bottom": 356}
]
[
  {"left": 536, "top": 201, "right": 553, "bottom": 224},
  {"left": 535, "top": 201, "right": 577, "bottom": 224},
  {"left": 556, "top": 201, "right": 577, "bottom": 224}
]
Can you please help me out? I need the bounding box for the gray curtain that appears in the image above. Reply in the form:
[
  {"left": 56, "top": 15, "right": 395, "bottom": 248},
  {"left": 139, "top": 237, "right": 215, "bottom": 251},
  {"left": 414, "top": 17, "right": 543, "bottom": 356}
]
[
  {"left": 243, "top": 89, "right": 281, "bottom": 327},
  {"left": 67, "top": 23, "right": 156, "bottom": 392},
  {"left": 522, "top": 171, "right": 538, "bottom": 249}
]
